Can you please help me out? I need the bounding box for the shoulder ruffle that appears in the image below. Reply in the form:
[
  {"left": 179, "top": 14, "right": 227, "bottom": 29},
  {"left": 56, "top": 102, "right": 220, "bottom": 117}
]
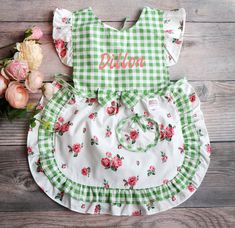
[
  {"left": 163, "top": 8, "right": 186, "bottom": 66},
  {"left": 52, "top": 8, "right": 73, "bottom": 67}
]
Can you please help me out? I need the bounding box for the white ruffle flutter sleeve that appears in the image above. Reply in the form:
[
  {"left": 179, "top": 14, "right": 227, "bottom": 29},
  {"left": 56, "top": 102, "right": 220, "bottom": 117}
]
[
  {"left": 163, "top": 8, "right": 186, "bottom": 66},
  {"left": 53, "top": 8, "right": 73, "bottom": 67}
]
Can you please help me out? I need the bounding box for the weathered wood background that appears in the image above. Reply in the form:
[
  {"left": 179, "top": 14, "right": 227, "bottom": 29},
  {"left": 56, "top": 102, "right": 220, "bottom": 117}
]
[{"left": 0, "top": 0, "right": 235, "bottom": 227}]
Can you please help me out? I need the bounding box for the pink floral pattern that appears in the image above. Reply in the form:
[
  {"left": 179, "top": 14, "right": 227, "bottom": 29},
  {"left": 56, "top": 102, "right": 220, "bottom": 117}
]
[
  {"left": 81, "top": 167, "right": 91, "bottom": 177},
  {"left": 147, "top": 165, "right": 156, "bottom": 176},
  {"left": 105, "top": 125, "right": 112, "bottom": 137},
  {"left": 68, "top": 143, "right": 83, "bottom": 157},
  {"left": 85, "top": 97, "right": 97, "bottom": 105},
  {"left": 91, "top": 136, "right": 99, "bottom": 145},
  {"left": 187, "top": 183, "right": 195, "bottom": 192},
  {"left": 36, "top": 159, "right": 43, "bottom": 173},
  {"left": 103, "top": 179, "right": 109, "bottom": 189},
  {"left": 88, "top": 112, "right": 97, "bottom": 120},
  {"left": 123, "top": 176, "right": 139, "bottom": 189},
  {"left": 94, "top": 204, "right": 101, "bottom": 214},
  {"left": 101, "top": 153, "right": 124, "bottom": 171},
  {"left": 159, "top": 123, "right": 175, "bottom": 141},
  {"left": 125, "top": 129, "right": 139, "bottom": 144},
  {"left": 132, "top": 210, "right": 141, "bottom": 216},
  {"left": 55, "top": 117, "right": 73, "bottom": 136},
  {"left": 27, "top": 146, "right": 33, "bottom": 155},
  {"left": 189, "top": 93, "right": 196, "bottom": 102},
  {"left": 55, "top": 191, "right": 64, "bottom": 201},
  {"left": 161, "top": 151, "right": 168, "bottom": 163},
  {"left": 106, "top": 100, "right": 120, "bottom": 115}
]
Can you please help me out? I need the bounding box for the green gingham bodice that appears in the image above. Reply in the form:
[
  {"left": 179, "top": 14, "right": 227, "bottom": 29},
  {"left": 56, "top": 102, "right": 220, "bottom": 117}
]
[{"left": 71, "top": 7, "right": 170, "bottom": 107}]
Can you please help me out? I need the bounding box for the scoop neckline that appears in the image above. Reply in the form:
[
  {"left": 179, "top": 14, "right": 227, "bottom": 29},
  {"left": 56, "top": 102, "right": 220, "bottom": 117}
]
[{"left": 88, "top": 6, "right": 147, "bottom": 32}]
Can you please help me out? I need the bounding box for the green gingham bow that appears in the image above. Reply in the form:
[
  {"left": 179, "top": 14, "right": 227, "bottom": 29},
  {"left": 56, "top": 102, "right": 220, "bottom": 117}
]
[
  {"left": 129, "top": 114, "right": 147, "bottom": 132},
  {"left": 98, "top": 90, "right": 140, "bottom": 108}
]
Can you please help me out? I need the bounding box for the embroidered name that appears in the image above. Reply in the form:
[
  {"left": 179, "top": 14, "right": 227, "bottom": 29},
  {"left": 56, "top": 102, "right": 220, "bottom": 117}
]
[{"left": 98, "top": 52, "right": 145, "bottom": 70}]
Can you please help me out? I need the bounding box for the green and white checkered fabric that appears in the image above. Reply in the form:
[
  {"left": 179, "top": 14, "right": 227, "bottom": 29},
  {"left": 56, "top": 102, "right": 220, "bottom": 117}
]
[
  {"left": 72, "top": 7, "right": 170, "bottom": 107},
  {"left": 38, "top": 80, "right": 201, "bottom": 204}
]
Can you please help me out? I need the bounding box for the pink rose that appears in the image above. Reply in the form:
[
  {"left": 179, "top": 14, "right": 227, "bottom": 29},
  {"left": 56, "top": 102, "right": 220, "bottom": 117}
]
[
  {"left": 5, "top": 81, "right": 29, "bottom": 109},
  {"left": 72, "top": 143, "right": 81, "bottom": 153},
  {"left": 189, "top": 94, "right": 196, "bottom": 102},
  {"left": 161, "top": 155, "right": 168, "bottom": 163},
  {"left": 106, "top": 152, "right": 112, "bottom": 157},
  {"left": 55, "top": 39, "right": 65, "bottom": 49},
  {"left": 118, "top": 144, "right": 123, "bottom": 149},
  {"left": 188, "top": 184, "right": 195, "bottom": 192},
  {"left": 132, "top": 210, "right": 141, "bottom": 216},
  {"left": 58, "top": 117, "right": 64, "bottom": 123},
  {"left": 130, "top": 130, "right": 139, "bottom": 140},
  {"left": 89, "top": 113, "right": 95, "bottom": 119},
  {"left": 106, "top": 131, "right": 112, "bottom": 137},
  {"left": 27, "top": 147, "right": 33, "bottom": 155},
  {"left": 0, "top": 75, "right": 9, "bottom": 97},
  {"left": 165, "top": 126, "right": 174, "bottom": 138},
  {"left": 55, "top": 122, "right": 61, "bottom": 131},
  {"left": 61, "top": 123, "right": 70, "bottom": 132},
  {"left": 94, "top": 205, "right": 101, "bottom": 214},
  {"left": 106, "top": 106, "right": 116, "bottom": 115},
  {"left": 81, "top": 167, "right": 88, "bottom": 176},
  {"left": 101, "top": 158, "right": 111, "bottom": 168},
  {"left": 89, "top": 98, "right": 97, "bottom": 103},
  {"left": 111, "top": 156, "right": 122, "bottom": 169},
  {"left": 172, "top": 195, "right": 176, "bottom": 201},
  {"left": 60, "top": 49, "right": 67, "bottom": 58},
  {"left": 128, "top": 176, "right": 138, "bottom": 187},
  {"left": 25, "top": 26, "right": 43, "bottom": 40},
  {"left": 160, "top": 130, "right": 165, "bottom": 140},
  {"left": 54, "top": 82, "right": 62, "bottom": 89},
  {"left": 149, "top": 165, "right": 155, "bottom": 171},
  {"left": 148, "top": 121, "right": 154, "bottom": 127},
  {"left": 25, "top": 70, "right": 44, "bottom": 93},
  {"left": 4, "top": 60, "right": 29, "bottom": 81}
]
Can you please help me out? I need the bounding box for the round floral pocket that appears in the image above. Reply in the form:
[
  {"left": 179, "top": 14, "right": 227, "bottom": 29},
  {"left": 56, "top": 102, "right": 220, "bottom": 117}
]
[{"left": 116, "top": 114, "right": 159, "bottom": 152}]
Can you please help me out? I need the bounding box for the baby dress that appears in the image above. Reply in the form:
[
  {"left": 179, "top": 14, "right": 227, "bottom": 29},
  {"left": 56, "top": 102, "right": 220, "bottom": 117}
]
[{"left": 27, "top": 6, "right": 211, "bottom": 216}]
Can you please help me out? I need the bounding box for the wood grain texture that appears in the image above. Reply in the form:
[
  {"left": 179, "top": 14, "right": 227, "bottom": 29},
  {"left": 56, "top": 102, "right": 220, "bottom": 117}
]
[
  {"left": 0, "top": 142, "right": 234, "bottom": 212},
  {"left": 0, "top": 0, "right": 235, "bottom": 22},
  {"left": 0, "top": 208, "right": 235, "bottom": 228},
  {"left": 0, "top": 81, "right": 235, "bottom": 145},
  {"left": 0, "top": 21, "right": 235, "bottom": 81}
]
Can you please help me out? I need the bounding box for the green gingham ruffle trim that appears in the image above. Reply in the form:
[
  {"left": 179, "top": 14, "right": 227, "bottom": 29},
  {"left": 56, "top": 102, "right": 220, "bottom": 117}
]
[{"left": 38, "top": 78, "right": 201, "bottom": 204}]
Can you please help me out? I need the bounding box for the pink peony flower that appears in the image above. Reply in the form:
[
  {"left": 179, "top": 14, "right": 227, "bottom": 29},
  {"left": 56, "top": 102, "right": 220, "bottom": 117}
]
[
  {"left": 130, "top": 130, "right": 139, "bottom": 140},
  {"left": 0, "top": 75, "right": 9, "bottom": 97},
  {"left": 25, "top": 70, "right": 44, "bottom": 93},
  {"left": 42, "top": 83, "right": 55, "bottom": 100},
  {"left": 5, "top": 81, "right": 29, "bottom": 109},
  {"left": 4, "top": 60, "right": 29, "bottom": 81},
  {"left": 111, "top": 156, "right": 122, "bottom": 169},
  {"left": 128, "top": 176, "right": 138, "bottom": 187},
  {"left": 25, "top": 26, "right": 43, "bottom": 40},
  {"left": 101, "top": 158, "right": 111, "bottom": 168},
  {"left": 72, "top": 143, "right": 81, "bottom": 153}
]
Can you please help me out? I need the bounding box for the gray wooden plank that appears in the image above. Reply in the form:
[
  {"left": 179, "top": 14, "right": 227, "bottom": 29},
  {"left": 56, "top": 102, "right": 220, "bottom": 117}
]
[
  {"left": 0, "top": 81, "right": 234, "bottom": 145},
  {"left": 0, "top": 142, "right": 234, "bottom": 212},
  {"left": 0, "top": 209, "right": 234, "bottom": 228},
  {"left": 0, "top": 0, "right": 235, "bottom": 22},
  {"left": 0, "top": 22, "right": 235, "bottom": 81}
]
